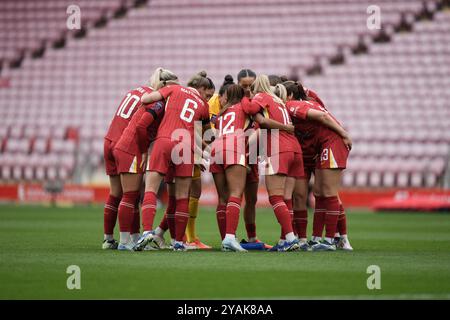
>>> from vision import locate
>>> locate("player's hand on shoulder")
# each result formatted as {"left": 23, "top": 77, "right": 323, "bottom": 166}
{"left": 342, "top": 134, "right": 352, "bottom": 151}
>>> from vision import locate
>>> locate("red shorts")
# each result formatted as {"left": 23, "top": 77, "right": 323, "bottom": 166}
{"left": 113, "top": 148, "right": 146, "bottom": 174}
{"left": 146, "top": 141, "right": 174, "bottom": 184}
{"left": 317, "top": 137, "right": 349, "bottom": 169}
{"left": 210, "top": 150, "right": 247, "bottom": 173}
{"left": 147, "top": 137, "right": 194, "bottom": 177}
{"left": 210, "top": 149, "right": 259, "bottom": 183}
{"left": 104, "top": 138, "right": 118, "bottom": 176}
{"left": 264, "top": 151, "right": 304, "bottom": 178}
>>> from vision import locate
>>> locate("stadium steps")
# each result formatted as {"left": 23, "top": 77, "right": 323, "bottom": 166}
{"left": 303, "top": 4, "right": 450, "bottom": 188}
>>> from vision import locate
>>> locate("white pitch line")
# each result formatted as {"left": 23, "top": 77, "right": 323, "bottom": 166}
{"left": 206, "top": 293, "right": 450, "bottom": 300}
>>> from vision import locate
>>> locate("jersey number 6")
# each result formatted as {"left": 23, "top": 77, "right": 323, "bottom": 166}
{"left": 180, "top": 99, "right": 198, "bottom": 123}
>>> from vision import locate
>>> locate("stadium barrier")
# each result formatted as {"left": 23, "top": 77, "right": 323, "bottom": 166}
{"left": 372, "top": 190, "right": 450, "bottom": 211}
{"left": 0, "top": 184, "right": 449, "bottom": 211}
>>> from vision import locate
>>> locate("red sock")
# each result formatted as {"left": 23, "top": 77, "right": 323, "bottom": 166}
{"left": 337, "top": 203, "right": 347, "bottom": 236}
{"left": 175, "top": 198, "right": 189, "bottom": 242}
{"left": 159, "top": 214, "right": 176, "bottom": 239}
{"left": 225, "top": 196, "right": 241, "bottom": 235}
{"left": 216, "top": 204, "right": 227, "bottom": 240}
{"left": 269, "top": 195, "right": 293, "bottom": 238}
{"left": 118, "top": 191, "right": 140, "bottom": 233}
{"left": 167, "top": 212, "right": 176, "bottom": 239}
{"left": 324, "top": 196, "right": 340, "bottom": 239}
{"left": 142, "top": 191, "right": 157, "bottom": 232}
{"left": 104, "top": 195, "right": 120, "bottom": 235}
{"left": 312, "top": 196, "right": 326, "bottom": 238}
{"left": 280, "top": 198, "right": 293, "bottom": 239}
{"left": 245, "top": 223, "right": 256, "bottom": 239}
{"left": 167, "top": 196, "right": 176, "bottom": 239}
{"left": 159, "top": 196, "right": 176, "bottom": 231}
{"left": 293, "top": 210, "right": 308, "bottom": 239}
{"left": 131, "top": 198, "right": 140, "bottom": 234}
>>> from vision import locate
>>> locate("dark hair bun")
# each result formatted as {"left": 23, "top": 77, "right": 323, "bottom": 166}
{"left": 198, "top": 70, "right": 207, "bottom": 77}
{"left": 223, "top": 74, "right": 234, "bottom": 84}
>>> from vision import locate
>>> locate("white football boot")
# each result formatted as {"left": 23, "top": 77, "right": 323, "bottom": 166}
{"left": 337, "top": 236, "right": 354, "bottom": 251}
{"left": 222, "top": 237, "right": 248, "bottom": 252}
{"left": 311, "top": 239, "right": 337, "bottom": 252}
{"left": 145, "top": 233, "right": 167, "bottom": 250}
{"left": 117, "top": 241, "right": 136, "bottom": 251}
{"left": 102, "top": 239, "right": 118, "bottom": 250}
{"left": 133, "top": 231, "right": 155, "bottom": 251}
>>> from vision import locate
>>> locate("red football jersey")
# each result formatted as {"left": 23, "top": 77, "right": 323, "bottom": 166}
{"left": 305, "top": 88, "right": 326, "bottom": 109}
{"left": 105, "top": 86, "right": 153, "bottom": 143}
{"left": 213, "top": 98, "right": 261, "bottom": 154}
{"left": 156, "top": 85, "right": 210, "bottom": 146}
{"left": 287, "top": 99, "right": 341, "bottom": 156}
{"left": 146, "top": 107, "right": 164, "bottom": 143}
{"left": 115, "top": 100, "right": 165, "bottom": 155}
{"left": 215, "top": 98, "right": 261, "bottom": 138}
{"left": 304, "top": 89, "right": 341, "bottom": 125}
{"left": 252, "top": 92, "right": 301, "bottom": 155}
{"left": 287, "top": 100, "right": 320, "bottom": 156}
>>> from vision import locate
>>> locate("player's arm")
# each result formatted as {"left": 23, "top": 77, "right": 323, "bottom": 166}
{"left": 194, "top": 107, "right": 211, "bottom": 171}
{"left": 196, "top": 113, "right": 212, "bottom": 171}
{"left": 135, "top": 101, "right": 164, "bottom": 144}
{"left": 202, "top": 122, "right": 212, "bottom": 145}
{"left": 136, "top": 101, "right": 164, "bottom": 130}
{"left": 200, "top": 121, "right": 213, "bottom": 148}
{"left": 201, "top": 120, "right": 216, "bottom": 166}
{"left": 254, "top": 113, "right": 294, "bottom": 133}
{"left": 306, "top": 109, "right": 352, "bottom": 150}
{"left": 241, "top": 97, "right": 294, "bottom": 133}
{"left": 141, "top": 91, "right": 163, "bottom": 104}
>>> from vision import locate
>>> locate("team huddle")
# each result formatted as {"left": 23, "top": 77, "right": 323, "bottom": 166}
{"left": 102, "top": 68, "right": 354, "bottom": 252}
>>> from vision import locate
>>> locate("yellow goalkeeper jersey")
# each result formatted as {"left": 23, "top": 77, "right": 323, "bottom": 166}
{"left": 208, "top": 94, "right": 221, "bottom": 128}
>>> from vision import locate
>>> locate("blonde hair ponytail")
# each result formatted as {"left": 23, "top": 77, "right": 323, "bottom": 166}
{"left": 149, "top": 67, "right": 179, "bottom": 89}
{"left": 273, "top": 83, "right": 287, "bottom": 102}
{"left": 253, "top": 74, "right": 285, "bottom": 106}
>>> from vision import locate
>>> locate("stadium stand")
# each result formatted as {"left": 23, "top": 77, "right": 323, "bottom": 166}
{"left": 0, "top": 0, "right": 125, "bottom": 62}
{"left": 303, "top": 6, "right": 450, "bottom": 188}
{"left": 0, "top": 0, "right": 448, "bottom": 189}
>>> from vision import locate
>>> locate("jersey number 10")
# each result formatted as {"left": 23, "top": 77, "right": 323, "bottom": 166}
{"left": 117, "top": 93, "right": 140, "bottom": 119}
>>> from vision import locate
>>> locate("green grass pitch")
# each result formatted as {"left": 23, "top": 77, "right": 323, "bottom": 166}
{"left": 1, "top": 204, "right": 450, "bottom": 299}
